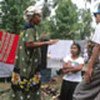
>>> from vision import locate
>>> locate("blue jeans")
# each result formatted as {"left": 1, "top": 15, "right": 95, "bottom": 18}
{"left": 40, "top": 69, "right": 51, "bottom": 83}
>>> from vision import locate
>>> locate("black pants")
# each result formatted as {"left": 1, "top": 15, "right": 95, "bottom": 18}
{"left": 59, "top": 80, "right": 79, "bottom": 100}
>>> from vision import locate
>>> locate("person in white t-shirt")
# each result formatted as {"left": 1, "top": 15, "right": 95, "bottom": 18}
{"left": 59, "top": 43, "right": 84, "bottom": 100}
{"left": 73, "top": 2, "right": 100, "bottom": 100}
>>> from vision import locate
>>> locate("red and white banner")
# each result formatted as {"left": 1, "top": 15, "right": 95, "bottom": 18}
{"left": 0, "top": 30, "right": 19, "bottom": 77}
{"left": 0, "top": 30, "right": 19, "bottom": 64}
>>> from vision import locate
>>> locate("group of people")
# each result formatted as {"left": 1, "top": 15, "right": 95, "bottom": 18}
{"left": 6, "top": 2, "right": 100, "bottom": 100}
{"left": 59, "top": 2, "right": 100, "bottom": 100}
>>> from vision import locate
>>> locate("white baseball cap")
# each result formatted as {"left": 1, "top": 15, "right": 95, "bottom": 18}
{"left": 93, "top": 1, "right": 100, "bottom": 16}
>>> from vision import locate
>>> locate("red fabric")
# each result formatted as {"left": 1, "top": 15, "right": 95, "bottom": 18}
{"left": 0, "top": 32, "right": 7, "bottom": 61}
{"left": 0, "top": 31, "right": 3, "bottom": 54}
{"left": 6, "top": 34, "right": 19, "bottom": 64}
{"left": 0, "top": 31, "right": 19, "bottom": 64}
{"left": 0, "top": 31, "right": 3, "bottom": 40}
{"left": 1, "top": 33, "right": 11, "bottom": 62}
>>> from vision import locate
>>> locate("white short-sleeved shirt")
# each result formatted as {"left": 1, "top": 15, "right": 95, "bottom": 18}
{"left": 63, "top": 55, "right": 84, "bottom": 82}
{"left": 92, "top": 23, "right": 100, "bottom": 44}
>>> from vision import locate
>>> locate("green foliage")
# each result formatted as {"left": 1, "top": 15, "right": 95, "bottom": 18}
{"left": 46, "top": 0, "right": 93, "bottom": 40}
{"left": 50, "top": 0, "right": 79, "bottom": 39}
{"left": 42, "top": 3, "right": 51, "bottom": 18}
{"left": 37, "top": 0, "right": 78, "bottom": 39}
{"left": 0, "top": 0, "right": 35, "bottom": 34}
{"left": 37, "top": 19, "right": 52, "bottom": 34}
{"left": 78, "top": 9, "right": 92, "bottom": 39}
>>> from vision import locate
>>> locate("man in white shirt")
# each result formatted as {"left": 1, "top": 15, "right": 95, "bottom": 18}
{"left": 73, "top": 2, "right": 100, "bottom": 100}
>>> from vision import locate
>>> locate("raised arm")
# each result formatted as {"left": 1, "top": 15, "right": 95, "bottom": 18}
{"left": 25, "top": 39, "right": 58, "bottom": 48}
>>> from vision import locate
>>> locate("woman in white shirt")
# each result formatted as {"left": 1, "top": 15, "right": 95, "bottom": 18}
{"left": 59, "top": 43, "right": 84, "bottom": 100}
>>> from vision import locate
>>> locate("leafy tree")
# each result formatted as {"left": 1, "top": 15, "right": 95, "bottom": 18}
{"left": 50, "top": 0, "right": 79, "bottom": 39}
{"left": 0, "top": 0, "right": 35, "bottom": 34}
{"left": 35, "top": 0, "right": 93, "bottom": 40}
{"left": 50, "top": 0, "right": 93, "bottom": 39}
{"left": 78, "top": 9, "right": 92, "bottom": 39}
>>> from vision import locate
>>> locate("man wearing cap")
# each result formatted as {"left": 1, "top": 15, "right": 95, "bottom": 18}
{"left": 8, "top": 5, "right": 58, "bottom": 100}
{"left": 73, "top": 2, "right": 100, "bottom": 100}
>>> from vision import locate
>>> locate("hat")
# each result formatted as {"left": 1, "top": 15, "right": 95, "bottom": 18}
{"left": 23, "top": 5, "right": 42, "bottom": 22}
{"left": 93, "top": 1, "right": 100, "bottom": 16}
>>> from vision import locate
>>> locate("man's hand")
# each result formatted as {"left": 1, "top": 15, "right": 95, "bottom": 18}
{"left": 48, "top": 39, "right": 59, "bottom": 45}
{"left": 84, "top": 67, "right": 93, "bottom": 83}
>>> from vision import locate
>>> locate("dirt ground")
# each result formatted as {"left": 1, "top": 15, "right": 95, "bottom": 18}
{"left": 0, "top": 83, "right": 10, "bottom": 100}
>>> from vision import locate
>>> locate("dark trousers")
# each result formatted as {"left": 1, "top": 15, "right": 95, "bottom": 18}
{"left": 40, "top": 68, "right": 51, "bottom": 83}
{"left": 59, "top": 80, "right": 79, "bottom": 100}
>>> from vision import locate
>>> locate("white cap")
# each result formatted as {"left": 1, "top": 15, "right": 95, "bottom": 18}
{"left": 23, "top": 5, "right": 42, "bottom": 22}
{"left": 93, "top": 1, "right": 100, "bottom": 15}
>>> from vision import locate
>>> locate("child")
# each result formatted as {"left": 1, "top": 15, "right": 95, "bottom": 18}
{"left": 59, "top": 43, "right": 84, "bottom": 100}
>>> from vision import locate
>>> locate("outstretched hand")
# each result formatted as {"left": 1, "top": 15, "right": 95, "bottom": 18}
{"left": 48, "top": 39, "right": 59, "bottom": 45}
